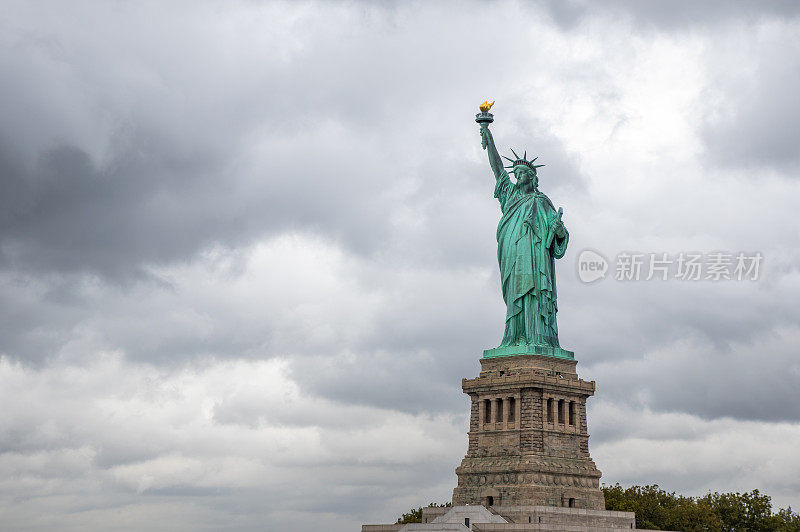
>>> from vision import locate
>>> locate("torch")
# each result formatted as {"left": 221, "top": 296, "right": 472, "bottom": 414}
{"left": 475, "top": 100, "right": 495, "bottom": 125}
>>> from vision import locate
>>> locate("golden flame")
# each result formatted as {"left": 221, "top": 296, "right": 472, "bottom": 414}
{"left": 479, "top": 100, "right": 495, "bottom": 112}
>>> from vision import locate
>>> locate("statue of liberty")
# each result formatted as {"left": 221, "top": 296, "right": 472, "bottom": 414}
{"left": 476, "top": 103, "right": 570, "bottom": 357}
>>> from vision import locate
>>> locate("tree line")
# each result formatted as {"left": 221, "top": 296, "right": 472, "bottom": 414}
{"left": 603, "top": 484, "right": 800, "bottom": 531}
{"left": 395, "top": 486, "right": 800, "bottom": 530}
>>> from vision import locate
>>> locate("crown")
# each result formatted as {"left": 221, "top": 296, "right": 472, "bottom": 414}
{"left": 503, "top": 149, "right": 545, "bottom": 172}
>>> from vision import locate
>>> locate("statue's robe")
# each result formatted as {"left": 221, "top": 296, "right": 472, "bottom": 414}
{"left": 494, "top": 171, "right": 569, "bottom": 347}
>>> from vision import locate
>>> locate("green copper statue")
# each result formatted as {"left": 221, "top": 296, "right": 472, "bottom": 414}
{"left": 476, "top": 103, "right": 572, "bottom": 359}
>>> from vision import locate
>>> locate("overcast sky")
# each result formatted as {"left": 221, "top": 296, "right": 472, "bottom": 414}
{"left": 1, "top": 1, "right": 800, "bottom": 530}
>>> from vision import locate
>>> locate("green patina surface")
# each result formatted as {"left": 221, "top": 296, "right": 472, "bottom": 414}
{"left": 477, "top": 108, "right": 571, "bottom": 360}
{"left": 482, "top": 344, "right": 575, "bottom": 360}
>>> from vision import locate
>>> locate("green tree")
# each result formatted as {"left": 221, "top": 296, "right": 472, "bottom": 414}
{"left": 603, "top": 484, "right": 687, "bottom": 529}
{"left": 664, "top": 498, "right": 721, "bottom": 532}
{"left": 395, "top": 507, "right": 422, "bottom": 524}
{"left": 776, "top": 507, "right": 800, "bottom": 532}
{"left": 603, "top": 484, "right": 800, "bottom": 531}
{"left": 395, "top": 502, "right": 451, "bottom": 524}
{"left": 697, "top": 490, "right": 781, "bottom": 531}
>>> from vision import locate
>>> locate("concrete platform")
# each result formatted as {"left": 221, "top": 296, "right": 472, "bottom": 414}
{"left": 362, "top": 505, "right": 637, "bottom": 531}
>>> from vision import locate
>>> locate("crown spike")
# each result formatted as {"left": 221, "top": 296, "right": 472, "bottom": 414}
{"left": 523, "top": 150, "right": 526, "bottom": 160}
{"left": 502, "top": 156, "right": 515, "bottom": 162}
{"left": 510, "top": 148, "right": 520, "bottom": 159}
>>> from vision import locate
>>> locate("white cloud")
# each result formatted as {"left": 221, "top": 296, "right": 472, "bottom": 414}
{"left": 592, "top": 400, "right": 800, "bottom": 509}
{"left": 0, "top": 351, "right": 465, "bottom": 531}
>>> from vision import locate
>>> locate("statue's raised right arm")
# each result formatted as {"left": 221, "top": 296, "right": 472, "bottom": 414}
{"left": 479, "top": 125, "right": 505, "bottom": 181}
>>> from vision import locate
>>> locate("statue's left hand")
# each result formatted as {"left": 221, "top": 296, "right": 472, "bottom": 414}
{"left": 553, "top": 220, "right": 567, "bottom": 238}
{"left": 553, "top": 208, "right": 567, "bottom": 237}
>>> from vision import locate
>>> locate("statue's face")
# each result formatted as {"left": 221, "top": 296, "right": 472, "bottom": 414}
{"left": 514, "top": 165, "right": 537, "bottom": 187}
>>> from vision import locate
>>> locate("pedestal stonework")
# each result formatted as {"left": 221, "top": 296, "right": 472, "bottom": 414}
{"left": 452, "top": 353, "right": 605, "bottom": 510}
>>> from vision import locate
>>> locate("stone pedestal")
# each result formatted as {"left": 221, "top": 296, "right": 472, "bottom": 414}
{"left": 361, "top": 352, "right": 641, "bottom": 531}
{"left": 452, "top": 353, "right": 605, "bottom": 510}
